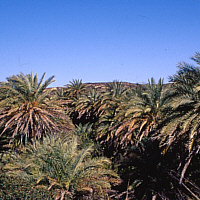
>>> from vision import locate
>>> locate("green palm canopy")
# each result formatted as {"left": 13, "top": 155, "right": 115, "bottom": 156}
{"left": 3, "top": 135, "right": 121, "bottom": 199}
{"left": 0, "top": 72, "right": 73, "bottom": 146}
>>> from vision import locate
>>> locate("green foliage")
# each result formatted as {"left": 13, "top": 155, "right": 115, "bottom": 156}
{"left": 97, "top": 81, "right": 130, "bottom": 144}
{"left": 158, "top": 54, "right": 200, "bottom": 189}
{"left": 162, "top": 53, "right": 200, "bottom": 153}
{"left": 74, "top": 123, "right": 95, "bottom": 148}
{"left": 0, "top": 174, "right": 54, "bottom": 199}
{"left": 115, "top": 78, "right": 173, "bottom": 146}
{"left": 65, "top": 79, "right": 86, "bottom": 99}
{"left": 169, "top": 52, "right": 200, "bottom": 98}
{"left": 106, "top": 80, "right": 128, "bottom": 98}
{"left": 75, "top": 88, "right": 103, "bottom": 121}
{"left": 2, "top": 134, "right": 121, "bottom": 199}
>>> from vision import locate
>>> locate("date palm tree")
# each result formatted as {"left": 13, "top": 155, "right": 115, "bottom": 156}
{"left": 65, "top": 79, "right": 86, "bottom": 99}
{"left": 160, "top": 54, "right": 200, "bottom": 186}
{"left": 0, "top": 72, "right": 73, "bottom": 146}
{"left": 97, "top": 81, "right": 130, "bottom": 142}
{"left": 169, "top": 52, "right": 200, "bottom": 97}
{"left": 96, "top": 81, "right": 131, "bottom": 159}
{"left": 63, "top": 79, "right": 87, "bottom": 125}
{"left": 3, "top": 135, "right": 121, "bottom": 199}
{"left": 106, "top": 80, "right": 128, "bottom": 98}
{"left": 115, "top": 78, "right": 173, "bottom": 146}
{"left": 74, "top": 88, "right": 104, "bottom": 124}
{"left": 73, "top": 123, "right": 95, "bottom": 149}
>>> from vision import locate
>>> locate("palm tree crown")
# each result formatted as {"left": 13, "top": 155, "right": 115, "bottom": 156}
{"left": 115, "top": 78, "right": 173, "bottom": 145}
{"left": 65, "top": 79, "right": 86, "bottom": 99}
{"left": 0, "top": 72, "right": 73, "bottom": 145}
{"left": 169, "top": 52, "right": 200, "bottom": 98}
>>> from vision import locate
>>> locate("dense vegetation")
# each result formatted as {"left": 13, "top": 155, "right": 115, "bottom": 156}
{"left": 0, "top": 53, "right": 200, "bottom": 199}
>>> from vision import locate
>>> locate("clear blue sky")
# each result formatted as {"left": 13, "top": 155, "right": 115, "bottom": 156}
{"left": 1, "top": 0, "right": 200, "bottom": 87}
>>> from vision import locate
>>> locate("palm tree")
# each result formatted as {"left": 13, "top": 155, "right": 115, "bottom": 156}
{"left": 3, "top": 135, "right": 121, "bottom": 199}
{"left": 156, "top": 54, "right": 200, "bottom": 198}
{"left": 96, "top": 80, "right": 199, "bottom": 199}
{"left": 0, "top": 72, "right": 73, "bottom": 146}
{"left": 160, "top": 63, "right": 200, "bottom": 187}
{"left": 97, "top": 81, "right": 130, "bottom": 142}
{"left": 95, "top": 81, "right": 132, "bottom": 160}
{"left": 65, "top": 79, "right": 86, "bottom": 99}
{"left": 169, "top": 52, "right": 200, "bottom": 97}
{"left": 157, "top": 89, "right": 200, "bottom": 199}
{"left": 73, "top": 123, "right": 95, "bottom": 148}
{"left": 106, "top": 80, "right": 128, "bottom": 98}
{"left": 63, "top": 79, "right": 87, "bottom": 125}
{"left": 115, "top": 78, "right": 173, "bottom": 146}
{"left": 74, "top": 88, "right": 104, "bottom": 124}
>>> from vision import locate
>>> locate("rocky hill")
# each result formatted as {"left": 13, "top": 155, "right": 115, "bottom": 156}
{"left": 51, "top": 82, "right": 139, "bottom": 91}
{"left": 84, "top": 82, "right": 139, "bottom": 90}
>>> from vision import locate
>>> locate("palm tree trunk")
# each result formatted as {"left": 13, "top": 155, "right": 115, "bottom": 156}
{"left": 125, "top": 179, "right": 130, "bottom": 200}
{"left": 179, "top": 151, "right": 193, "bottom": 184}
{"left": 60, "top": 189, "right": 66, "bottom": 200}
{"left": 152, "top": 194, "right": 157, "bottom": 200}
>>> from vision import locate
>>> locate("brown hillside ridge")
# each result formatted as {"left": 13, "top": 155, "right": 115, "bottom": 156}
{"left": 84, "top": 82, "right": 139, "bottom": 90}
{"left": 50, "top": 82, "right": 139, "bottom": 91}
